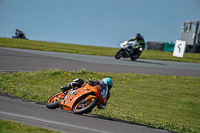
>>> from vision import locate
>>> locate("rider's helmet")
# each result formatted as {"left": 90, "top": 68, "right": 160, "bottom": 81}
{"left": 16, "top": 29, "right": 18, "bottom": 31}
{"left": 101, "top": 77, "right": 113, "bottom": 91}
{"left": 136, "top": 33, "right": 141, "bottom": 38}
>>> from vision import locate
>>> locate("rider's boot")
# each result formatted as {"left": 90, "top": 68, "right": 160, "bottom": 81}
{"left": 61, "top": 83, "right": 72, "bottom": 92}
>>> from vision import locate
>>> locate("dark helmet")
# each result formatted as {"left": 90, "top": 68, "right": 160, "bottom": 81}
{"left": 16, "top": 29, "right": 18, "bottom": 31}
{"left": 136, "top": 33, "right": 141, "bottom": 38}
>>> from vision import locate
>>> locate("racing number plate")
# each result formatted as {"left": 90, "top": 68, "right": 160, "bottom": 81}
{"left": 100, "top": 89, "right": 106, "bottom": 99}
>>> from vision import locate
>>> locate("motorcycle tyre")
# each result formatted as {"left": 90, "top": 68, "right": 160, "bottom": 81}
{"left": 131, "top": 52, "right": 141, "bottom": 61}
{"left": 73, "top": 95, "right": 98, "bottom": 114}
{"left": 115, "top": 49, "right": 124, "bottom": 59}
{"left": 130, "top": 55, "right": 138, "bottom": 61}
{"left": 46, "top": 92, "right": 64, "bottom": 109}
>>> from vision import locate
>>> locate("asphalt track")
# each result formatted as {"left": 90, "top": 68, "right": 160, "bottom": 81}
{"left": 0, "top": 95, "right": 168, "bottom": 133}
{"left": 0, "top": 47, "right": 200, "bottom": 133}
{"left": 0, "top": 47, "right": 200, "bottom": 76}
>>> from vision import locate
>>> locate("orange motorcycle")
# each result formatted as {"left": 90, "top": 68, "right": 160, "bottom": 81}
{"left": 46, "top": 79, "right": 108, "bottom": 114}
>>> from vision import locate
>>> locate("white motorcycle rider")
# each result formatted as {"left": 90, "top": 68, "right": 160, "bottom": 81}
{"left": 115, "top": 40, "right": 144, "bottom": 61}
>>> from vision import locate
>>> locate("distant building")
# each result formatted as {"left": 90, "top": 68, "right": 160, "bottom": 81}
{"left": 146, "top": 42, "right": 164, "bottom": 51}
{"left": 146, "top": 21, "right": 200, "bottom": 53}
{"left": 181, "top": 20, "right": 200, "bottom": 53}
{"left": 146, "top": 41, "right": 175, "bottom": 52}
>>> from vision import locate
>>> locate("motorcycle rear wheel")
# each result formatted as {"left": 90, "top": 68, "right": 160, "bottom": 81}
{"left": 130, "top": 55, "right": 138, "bottom": 61}
{"left": 131, "top": 52, "right": 141, "bottom": 61}
{"left": 46, "top": 92, "right": 64, "bottom": 109}
{"left": 73, "top": 95, "right": 98, "bottom": 114}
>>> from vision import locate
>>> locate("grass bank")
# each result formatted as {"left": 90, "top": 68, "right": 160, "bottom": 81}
{"left": 0, "top": 120, "right": 61, "bottom": 133}
{"left": 0, "top": 69, "right": 199, "bottom": 132}
{"left": 0, "top": 37, "right": 200, "bottom": 63}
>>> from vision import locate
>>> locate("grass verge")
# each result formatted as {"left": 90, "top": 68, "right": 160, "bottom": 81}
{"left": 0, "top": 37, "right": 200, "bottom": 63}
{"left": 0, "top": 69, "right": 199, "bottom": 132}
{"left": 0, "top": 119, "right": 61, "bottom": 133}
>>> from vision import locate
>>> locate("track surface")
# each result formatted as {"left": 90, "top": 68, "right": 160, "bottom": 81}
{"left": 0, "top": 47, "right": 200, "bottom": 133}
{"left": 0, "top": 47, "right": 200, "bottom": 76}
{"left": 0, "top": 95, "right": 168, "bottom": 133}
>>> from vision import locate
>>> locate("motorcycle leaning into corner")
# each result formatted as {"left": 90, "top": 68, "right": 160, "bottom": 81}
{"left": 12, "top": 33, "right": 28, "bottom": 39}
{"left": 115, "top": 40, "right": 144, "bottom": 61}
{"left": 46, "top": 79, "right": 109, "bottom": 114}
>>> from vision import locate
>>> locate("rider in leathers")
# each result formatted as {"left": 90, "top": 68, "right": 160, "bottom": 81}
{"left": 61, "top": 77, "right": 113, "bottom": 109}
{"left": 128, "top": 33, "right": 146, "bottom": 53}
{"left": 15, "top": 29, "right": 24, "bottom": 38}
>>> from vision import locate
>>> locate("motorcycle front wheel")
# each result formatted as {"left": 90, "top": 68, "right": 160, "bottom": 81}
{"left": 73, "top": 95, "right": 98, "bottom": 114}
{"left": 46, "top": 92, "right": 65, "bottom": 109}
{"left": 115, "top": 49, "right": 124, "bottom": 59}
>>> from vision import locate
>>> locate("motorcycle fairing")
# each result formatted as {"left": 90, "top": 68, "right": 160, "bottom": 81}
{"left": 60, "top": 83, "right": 107, "bottom": 111}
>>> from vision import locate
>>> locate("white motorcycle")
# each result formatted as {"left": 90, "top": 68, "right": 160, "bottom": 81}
{"left": 115, "top": 40, "right": 143, "bottom": 61}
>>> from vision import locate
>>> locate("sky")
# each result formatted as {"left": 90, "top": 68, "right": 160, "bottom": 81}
{"left": 0, "top": 0, "right": 200, "bottom": 48}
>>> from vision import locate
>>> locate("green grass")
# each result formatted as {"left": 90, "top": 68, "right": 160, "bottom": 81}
{"left": 0, "top": 37, "right": 199, "bottom": 132}
{"left": 0, "top": 69, "right": 199, "bottom": 133}
{"left": 0, "top": 37, "right": 200, "bottom": 63}
{"left": 0, "top": 120, "right": 61, "bottom": 133}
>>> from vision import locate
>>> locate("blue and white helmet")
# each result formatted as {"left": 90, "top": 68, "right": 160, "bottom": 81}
{"left": 101, "top": 77, "right": 113, "bottom": 90}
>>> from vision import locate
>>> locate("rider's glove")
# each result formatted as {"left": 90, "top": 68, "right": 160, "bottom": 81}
{"left": 89, "top": 80, "right": 99, "bottom": 86}
{"left": 89, "top": 80, "right": 95, "bottom": 85}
